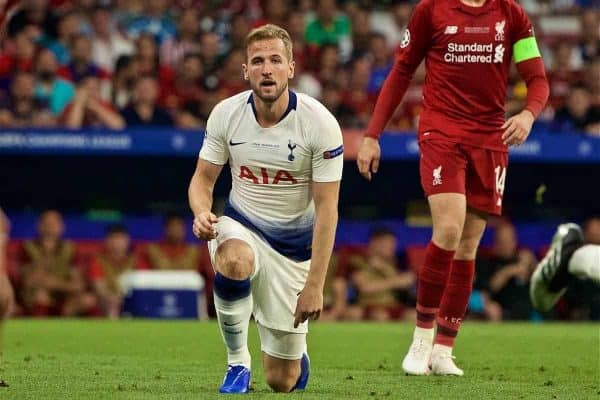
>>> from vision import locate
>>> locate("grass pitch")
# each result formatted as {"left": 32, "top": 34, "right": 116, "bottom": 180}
{"left": 0, "top": 320, "right": 598, "bottom": 399}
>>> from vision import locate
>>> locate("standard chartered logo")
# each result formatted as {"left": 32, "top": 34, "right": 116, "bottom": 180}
{"left": 493, "top": 44, "right": 505, "bottom": 63}
{"left": 445, "top": 42, "right": 505, "bottom": 64}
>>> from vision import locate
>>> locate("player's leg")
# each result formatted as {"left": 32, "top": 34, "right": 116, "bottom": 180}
{"left": 530, "top": 223, "right": 585, "bottom": 312}
{"left": 212, "top": 238, "right": 255, "bottom": 394}
{"left": 403, "top": 140, "right": 468, "bottom": 375}
{"left": 258, "top": 325, "right": 308, "bottom": 393}
{"left": 432, "top": 208, "right": 487, "bottom": 376}
{"left": 403, "top": 192, "right": 466, "bottom": 375}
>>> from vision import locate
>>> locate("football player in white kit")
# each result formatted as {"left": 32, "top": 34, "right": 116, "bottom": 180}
{"left": 188, "top": 24, "right": 343, "bottom": 394}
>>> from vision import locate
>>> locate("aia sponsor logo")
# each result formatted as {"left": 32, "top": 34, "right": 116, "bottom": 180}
{"left": 239, "top": 166, "right": 298, "bottom": 185}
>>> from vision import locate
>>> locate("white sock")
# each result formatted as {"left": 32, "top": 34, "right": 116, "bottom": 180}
{"left": 413, "top": 326, "right": 435, "bottom": 342}
{"left": 214, "top": 294, "right": 253, "bottom": 368}
{"left": 432, "top": 343, "right": 453, "bottom": 356}
{"left": 568, "top": 245, "right": 600, "bottom": 285}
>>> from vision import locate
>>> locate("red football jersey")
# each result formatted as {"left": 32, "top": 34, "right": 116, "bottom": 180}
{"left": 383, "top": 0, "right": 537, "bottom": 151}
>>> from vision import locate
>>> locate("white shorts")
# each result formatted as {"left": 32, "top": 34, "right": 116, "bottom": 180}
{"left": 208, "top": 216, "right": 311, "bottom": 334}
{"left": 258, "top": 323, "right": 306, "bottom": 360}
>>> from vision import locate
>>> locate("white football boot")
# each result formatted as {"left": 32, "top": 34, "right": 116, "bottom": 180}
{"left": 402, "top": 329, "right": 434, "bottom": 375}
{"left": 430, "top": 344, "right": 464, "bottom": 376}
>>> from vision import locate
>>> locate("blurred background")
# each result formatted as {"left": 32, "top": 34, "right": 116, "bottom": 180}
{"left": 1, "top": 0, "right": 599, "bottom": 322}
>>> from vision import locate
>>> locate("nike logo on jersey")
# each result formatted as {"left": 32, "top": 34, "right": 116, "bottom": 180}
{"left": 229, "top": 139, "right": 246, "bottom": 146}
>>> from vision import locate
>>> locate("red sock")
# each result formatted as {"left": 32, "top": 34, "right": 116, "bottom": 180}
{"left": 436, "top": 259, "right": 475, "bottom": 347}
{"left": 416, "top": 242, "right": 455, "bottom": 329}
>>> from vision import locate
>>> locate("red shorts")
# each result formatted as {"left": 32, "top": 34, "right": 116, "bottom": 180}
{"left": 419, "top": 139, "right": 508, "bottom": 215}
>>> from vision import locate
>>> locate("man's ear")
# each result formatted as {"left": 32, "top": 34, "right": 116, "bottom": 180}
{"left": 242, "top": 64, "right": 249, "bottom": 80}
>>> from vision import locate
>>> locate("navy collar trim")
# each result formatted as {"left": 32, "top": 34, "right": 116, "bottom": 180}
{"left": 247, "top": 90, "right": 297, "bottom": 123}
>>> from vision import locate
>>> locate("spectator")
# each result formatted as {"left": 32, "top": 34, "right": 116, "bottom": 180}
{"left": 38, "top": 11, "right": 81, "bottom": 65}
{"left": 226, "top": 13, "right": 251, "bottom": 54}
{"left": 554, "top": 85, "right": 600, "bottom": 135}
{"left": 305, "top": 0, "right": 352, "bottom": 63}
{"left": 17, "top": 210, "right": 96, "bottom": 317}
{"left": 121, "top": 75, "right": 174, "bottom": 127}
{"left": 585, "top": 60, "right": 600, "bottom": 106}
{"left": 198, "top": 31, "right": 221, "bottom": 77}
{"left": 0, "top": 71, "right": 56, "bottom": 127}
{"left": 90, "top": 5, "right": 134, "bottom": 73}
{"left": 145, "top": 215, "right": 200, "bottom": 270}
{"left": 547, "top": 42, "right": 582, "bottom": 110}
{"left": 315, "top": 43, "right": 340, "bottom": 85}
{"left": 477, "top": 222, "right": 535, "bottom": 320}
{"left": 177, "top": 87, "right": 222, "bottom": 129}
{"left": 350, "top": 6, "right": 372, "bottom": 60}
{"left": 290, "top": 58, "right": 322, "bottom": 100}
{"left": 163, "top": 53, "right": 204, "bottom": 111}
{"left": 217, "top": 48, "right": 247, "bottom": 98}
{"left": 254, "top": 0, "right": 288, "bottom": 28}
{"left": 159, "top": 9, "right": 201, "bottom": 67}
{"left": 33, "top": 48, "right": 75, "bottom": 116}
{"left": 367, "top": 32, "right": 393, "bottom": 96}
{"left": 125, "top": 0, "right": 176, "bottom": 45}
{"left": 7, "top": 0, "right": 54, "bottom": 38}
{"left": 370, "top": 1, "right": 411, "bottom": 48}
{"left": 61, "top": 76, "right": 125, "bottom": 130}
{"left": 489, "top": 248, "right": 537, "bottom": 320}
{"left": 134, "top": 33, "right": 175, "bottom": 94}
{"left": 105, "top": 55, "right": 138, "bottom": 109}
{"left": 349, "top": 227, "right": 415, "bottom": 321}
{"left": 0, "top": 30, "right": 36, "bottom": 89}
{"left": 341, "top": 57, "right": 375, "bottom": 128}
{"left": 58, "top": 34, "right": 110, "bottom": 84}
{"left": 88, "top": 224, "right": 145, "bottom": 319}
{"left": 320, "top": 81, "right": 355, "bottom": 127}
{"left": 286, "top": 9, "right": 309, "bottom": 72}
{"left": 578, "top": 10, "right": 600, "bottom": 63}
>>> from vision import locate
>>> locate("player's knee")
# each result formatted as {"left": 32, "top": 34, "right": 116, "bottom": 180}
{"left": 455, "top": 240, "right": 479, "bottom": 260}
{"left": 265, "top": 368, "right": 299, "bottom": 393}
{"left": 433, "top": 222, "right": 462, "bottom": 250}
{"left": 216, "top": 241, "right": 254, "bottom": 280}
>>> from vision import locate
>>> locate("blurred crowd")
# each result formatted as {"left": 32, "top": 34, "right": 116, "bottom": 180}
{"left": 3, "top": 209, "right": 599, "bottom": 321}
{"left": 0, "top": 0, "right": 599, "bottom": 134}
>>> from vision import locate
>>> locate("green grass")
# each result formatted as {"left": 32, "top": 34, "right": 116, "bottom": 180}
{"left": 0, "top": 320, "right": 598, "bottom": 399}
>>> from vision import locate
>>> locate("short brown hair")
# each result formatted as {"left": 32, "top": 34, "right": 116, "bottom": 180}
{"left": 244, "top": 24, "right": 293, "bottom": 61}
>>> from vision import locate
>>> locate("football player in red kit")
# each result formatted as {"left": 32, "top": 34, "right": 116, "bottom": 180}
{"left": 357, "top": 0, "right": 549, "bottom": 376}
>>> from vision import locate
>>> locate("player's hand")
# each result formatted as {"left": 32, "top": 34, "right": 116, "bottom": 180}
{"left": 502, "top": 110, "right": 535, "bottom": 147}
{"left": 357, "top": 137, "right": 381, "bottom": 181}
{"left": 192, "top": 211, "right": 218, "bottom": 241}
{"left": 294, "top": 283, "right": 323, "bottom": 328}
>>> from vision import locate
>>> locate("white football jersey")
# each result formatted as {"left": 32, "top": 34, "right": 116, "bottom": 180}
{"left": 199, "top": 90, "right": 343, "bottom": 261}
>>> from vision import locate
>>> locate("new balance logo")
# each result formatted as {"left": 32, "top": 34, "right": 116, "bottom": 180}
{"left": 444, "top": 26, "right": 458, "bottom": 34}
{"left": 433, "top": 165, "right": 442, "bottom": 186}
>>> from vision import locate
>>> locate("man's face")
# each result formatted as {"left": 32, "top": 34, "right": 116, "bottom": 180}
{"left": 71, "top": 36, "right": 91, "bottom": 63}
{"left": 243, "top": 38, "right": 294, "bottom": 103}
{"left": 165, "top": 219, "right": 186, "bottom": 243}
{"left": 135, "top": 78, "right": 158, "bottom": 104}
{"left": 37, "top": 211, "right": 64, "bottom": 239}
{"left": 106, "top": 232, "right": 130, "bottom": 257}
{"left": 12, "top": 73, "right": 35, "bottom": 98}
{"left": 369, "top": 234, "right": 397, "bottom": 260}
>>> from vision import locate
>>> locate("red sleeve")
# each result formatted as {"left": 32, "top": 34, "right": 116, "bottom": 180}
{"left": 365, "top": 0, "right": 433, "bottom": 139}
{"left": 510, "top": 2, "right": 534, "bottom": 44}
{"left": 516, "top": 57, "right": 549, "bottom": 118}
{"left": 88, "top": 258, "right": 104, "bottom": 281}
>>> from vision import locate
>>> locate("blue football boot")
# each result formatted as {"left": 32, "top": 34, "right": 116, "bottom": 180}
{"left": 219, "top": 365, "right": 251, "bottom": 394}
{"left": 292, "top": 353, "right": 310, "bottom": 391}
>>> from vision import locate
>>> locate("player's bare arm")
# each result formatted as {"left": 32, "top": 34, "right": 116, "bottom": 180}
{"left": 188, "top": 158, "right": 223, "bottom": 240}
{"left": 294, "top": 180, "right": 340, "bottom": 328}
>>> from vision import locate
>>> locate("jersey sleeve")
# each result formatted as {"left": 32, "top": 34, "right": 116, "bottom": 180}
{"left": 395, "top": 0, "right": 433, "bottom": 71}
{"left": 310, "top": 107, "right": 344, "bottom": 183}
{"left": 510, "top": 3, "right": 541, "bottom": 64}
{"left": 199, "top": 102, "right": 229, "bottom": 165}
